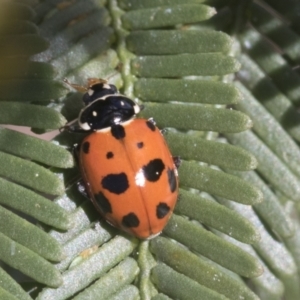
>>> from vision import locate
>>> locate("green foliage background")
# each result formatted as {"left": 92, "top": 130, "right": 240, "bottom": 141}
{"left": 0, "top": 0, "right": 300, "bottom": 299}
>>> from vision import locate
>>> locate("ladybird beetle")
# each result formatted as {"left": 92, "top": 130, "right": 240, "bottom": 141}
{"left": 65, "top": 78, "right": 179, "bottom": 239}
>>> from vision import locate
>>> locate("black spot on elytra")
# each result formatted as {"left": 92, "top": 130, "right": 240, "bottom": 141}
{"left": 146, "top": 120, "right": 156, "bottom": 132}
{"left": 167, "top": 168, "right": 177, "bottom": 193}
{"left": 156, "top": 202, "right": 170, "bottom": 219}
{"left": 137, "top": 142, "right": 144, "bottom": 149}
{"left": 111, "top": 124, "right": 125, "bottom": 139}
{"left": 94, "top": 192, "right": 112, "bottom": 214}
{"left": 106, "top": 151, "right": 114, "bottom": 159}
{"left": 101, "top": 173, "right": 129, "bottom": 194}
{"left": 82, "top": 141, "right": 90, "bottom": 154}
{"left": 143, "top": 159, "right": 165, "bottom": 182}
{"left": 122, "top": 212, "right": 140, "bottom": 228}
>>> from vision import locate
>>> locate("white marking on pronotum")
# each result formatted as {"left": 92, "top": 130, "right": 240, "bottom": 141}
{"left": 114, "top": 116, "right": 121, "bottom": 124}
{"left": 95, "top": 119, "right": 134, "bottom": 133}
{"left": 92, "top": 111, "right": 97, "bottom": 117}
{"left": 80, "top": 122, "right": 91, "bottom": 130}
{"left": 134, "top": 104, "right": 140, "bottom": 114}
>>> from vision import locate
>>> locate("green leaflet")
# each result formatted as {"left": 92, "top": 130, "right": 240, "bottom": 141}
{"left": 0, "top": 206, "right": 63, "bottom": 262}
{"left": 0, "top": 2, "right": 35, "bottom": 20}
{"left": 0, "top": 58, "right": 54, "bottom": 79}
{"left": 150, "top": 237, "right": 259, "bottom": 300}
{"left": 108, "top": 285, "right": 140, "bottom": 300}
{"left": 227, "top": 170, "right": 294, "bottom": 239}
{"left": 0, "top": 34, "right": 49, "bottom": 56}
{"left": 0, "top": 178, "right": 70, "bottom": 230}
{"left": 250, "top": 2, "right": 300, "bottom": 63}
{"left": 141, "top": 102, "right": 252, "bottom": 133}
{"left": 0, "top": 102, "right": 67, "bottom": 128}
{"left": 0, "top": 232, "right": 62, "bottom": 287}
{"left": 122, "top": 4, "right": 216, "bottom": 30}
{"left": 179, "top": 160, "right": 263, "bottom": 205}
{"left": 0, "top": 267, "right": 32, "bottom": 300}
{"left": 56, "top": 219, "right": 114, "bottom": 272}
{"left": 212, "top": 231, "right": 284, "bottom": 300}
{"left": 126, "top": 30, "right": 232, "bottom": 55}
{"left": 237, "top": 53, "right": 300, "bottom": 142}
{"left": 234, "top": 82, "right": 300, "bottom": 178}
{"left": 0, "top": 128, "right": 74, "bottom": 168}
{"left": 37, "top": 236, "right": 138, "bottom": 300}
{"left": 135, "top": 78, "right": 240, "bottom": 104}
{"left": 51, "top": 26, "right": 115, "bottom": 78}
{"left": 164, "top": 214, "right": 263, "bottom": 277}
{"left": 165, "top": 131, "right": 257, "bottom": 170}
{"left": 152, "top": 264, "right": 229, "bottom": 300}
{"left": 131, "top": 53, "right": 240, "bottom": 77}
{"left": 0, "top": 79, "right": 66, "bottom": 101}
{"left": 72, "top": 258, "right": 139, "bottom": 300}
{"left": 0, "top": 151, "right": 64, "bottom": 195}
{"left": 226, "top": 130, "right": 300, "bottom": 202}
{"left": 175, "top": 189, "right": 260, "bottom": 244}
{"left": 239, "top": 27, "right": 300, "bottom": 104}
{"left": 218, "top": 198, "right": 300, "bottom": 299}
{"left": 0, "top": 287, "right": 19, "bottom": 300}
{"left": 118, "top": 0, "right": 206, "bottom": 10}
{"left": 152, "top": 293, "right": 173, "bottom": 300}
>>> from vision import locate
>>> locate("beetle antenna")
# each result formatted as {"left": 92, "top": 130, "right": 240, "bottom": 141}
{"left": 63, "top": 78, "right": 87, "bottom": 93}
{"left": 86, "top": 78, "right": 108, "bottom": 87}
{"left": 106, "top": 72, "right": 118, "bottom": 81}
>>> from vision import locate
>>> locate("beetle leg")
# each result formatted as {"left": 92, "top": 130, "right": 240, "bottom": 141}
{"left": 172, "top": 156, "right": 181, "bottom": 169}
{"left": 60, "top": 123, "right": 90, "bottom": 133}
{"left": 160, "top": 128, "right": 168, "bottom": 135}
{"left": 77, "top": 179, "right": 89, "bottom": 199}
